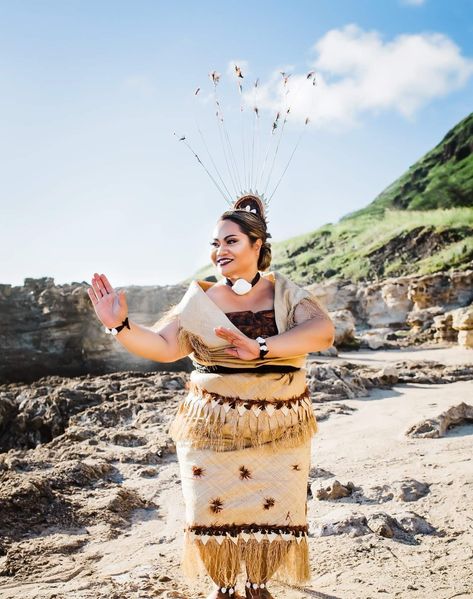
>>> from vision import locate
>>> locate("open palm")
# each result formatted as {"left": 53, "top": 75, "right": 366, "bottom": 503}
{"left": 87, "top": 273, "right": 128, "bottom": 329}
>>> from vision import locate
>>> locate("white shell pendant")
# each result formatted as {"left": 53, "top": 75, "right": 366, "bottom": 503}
{"left": 231, "top": 278, "right": 253, "bottom": 295}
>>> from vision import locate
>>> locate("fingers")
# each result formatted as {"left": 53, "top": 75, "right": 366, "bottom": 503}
{"left": 91, "top": 273, "right": 103, "bottom": 297}
{"left": 91, "top": 272, "right": 113, "bottom": 299}
{"left": 214, "top": 326, "right": 241, "bottom": 337}
{"left": 93, "top": 272, "right": 108, "bottom": 295}
{"left": 88, "top": 277, "right": 101, "bottom": 302}
{"left": 87, "top": 288, "right": 98, "bottom": 305}
{"left": 88, "top": 273, "right": 120, "bottom": 310}
{"left": 100, "top": 273, "right": 114, "bottom": 294}
{"left": 214, "top": 326, "right": 245, "bottom": 345}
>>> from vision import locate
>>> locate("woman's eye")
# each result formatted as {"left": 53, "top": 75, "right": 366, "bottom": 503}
{"left": 210, "top": 239, "right": 236, "bottom": 247}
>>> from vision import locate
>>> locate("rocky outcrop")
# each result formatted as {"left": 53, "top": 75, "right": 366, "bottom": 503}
{"left": 0, "top": 371, "right": 187, "bottom": 453}
{"left": 308, "top": 509, "right": 437, "bottom": 542}
{"left": 406, "top": 402, "right": 473, "bottom": 438}
{"left": 314, "top": 269, "right": 473, "bottom": 351}
{"left": 1, "top": 269, "right": 472, "bottom": 383}
{"left": 330, "top": 309, "right": 356, "bottom": 347}
{"left": 0, "top": 277, "right": 189, "bottom": 384}
{"left": 353, "top": 270, "right": 473, "bottom": 329}
{"left": 451, "top": 305, "right": 473, "bottom": 348}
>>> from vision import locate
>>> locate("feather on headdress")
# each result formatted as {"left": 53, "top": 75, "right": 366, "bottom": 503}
{"left": 174, "top": 65, "right": 318, "bottom": 223}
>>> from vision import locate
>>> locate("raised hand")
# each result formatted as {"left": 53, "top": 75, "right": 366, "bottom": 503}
{"left": 87, "top": 273, "right": 128, "bottom": 329}
{"left": 214, "top": 326, "right": 260, "bottom": 361}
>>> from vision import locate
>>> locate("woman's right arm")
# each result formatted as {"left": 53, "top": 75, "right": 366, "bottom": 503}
{"left": 87, "top": 273, "right": 191, "bottom": 363}
{"left": 114, "top": 316, "right": 191, "bottom": 363}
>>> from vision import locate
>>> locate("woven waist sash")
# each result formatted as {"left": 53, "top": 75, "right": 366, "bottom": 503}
{"left": 192, "top": 361, "right": 301, "bottom": 374}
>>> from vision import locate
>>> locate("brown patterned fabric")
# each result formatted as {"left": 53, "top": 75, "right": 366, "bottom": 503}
{"left": 223, "top": 309, "right": 279, "bottom": 338}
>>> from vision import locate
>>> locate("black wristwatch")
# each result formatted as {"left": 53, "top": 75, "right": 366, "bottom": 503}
{"left": 104, "top": 316, "right": 130, "bottom": 336}
{"left": 255, "top": 336, "right": 269, "bottom": 359}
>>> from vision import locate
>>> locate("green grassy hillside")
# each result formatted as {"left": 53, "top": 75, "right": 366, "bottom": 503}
{"left": 189, "top": 113, "right": 473, "bottom": 286}
{"left": 343, "top": 112, "right": 473, "bottom": 218}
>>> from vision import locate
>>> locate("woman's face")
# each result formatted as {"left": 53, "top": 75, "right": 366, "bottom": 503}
{"left": 210, "top": 219, "right": 262, "bottom": 277}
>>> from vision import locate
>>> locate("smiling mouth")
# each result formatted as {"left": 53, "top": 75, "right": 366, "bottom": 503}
{"left": 217, "top": 259, "right": 233, "bottom": 266}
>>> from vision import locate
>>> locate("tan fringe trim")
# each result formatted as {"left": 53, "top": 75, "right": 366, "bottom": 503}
{"left": 287, "top": 295, "right": 332, "bottom": 330}
{"left": 168, "top": 386, "right": 318, "bottom": 452}
{"left": 181, "top": 530, "right": 310, "bottom": 585}
{"left": 177, "top": 326, "right": 214, "bottom": 364}
{"left": 151, "top": 306, "right": 215, "bottom": 364}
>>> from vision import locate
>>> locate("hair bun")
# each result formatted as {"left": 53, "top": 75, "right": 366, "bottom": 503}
{"left": 233, "top": 195, "right": 265, "bottom": 221}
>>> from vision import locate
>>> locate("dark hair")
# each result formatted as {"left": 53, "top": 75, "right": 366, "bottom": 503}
{"left": 218, "top": 207, "right": 272, "bottom": 271}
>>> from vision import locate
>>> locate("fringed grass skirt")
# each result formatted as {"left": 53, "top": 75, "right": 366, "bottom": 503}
{"left": 170, "top": 369, "right": 316, "bottom": 586}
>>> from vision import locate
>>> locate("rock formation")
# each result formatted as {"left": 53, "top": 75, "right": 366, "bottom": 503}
{"left": 0, "top": 277, "right": 189, "bottom": 384}
{"left": 1, "top": 269, "right": 472, "bottom": 384}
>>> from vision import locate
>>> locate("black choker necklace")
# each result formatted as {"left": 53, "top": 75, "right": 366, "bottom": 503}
{"left": 225, "top": 272, "right": 261, "bottom": 295}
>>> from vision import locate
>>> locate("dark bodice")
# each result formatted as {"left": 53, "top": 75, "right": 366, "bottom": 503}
{"left": 224, "top": 309, "right": 279, "bottom": 339}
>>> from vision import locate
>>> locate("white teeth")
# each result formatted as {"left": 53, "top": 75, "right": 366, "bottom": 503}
{"left": 218, "top": 259, "right": 232, "bottom": 265}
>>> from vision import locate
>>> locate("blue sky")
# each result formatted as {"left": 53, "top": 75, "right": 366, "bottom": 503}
{"left": 1, "top": 0, "right": 472, "bottom": 287}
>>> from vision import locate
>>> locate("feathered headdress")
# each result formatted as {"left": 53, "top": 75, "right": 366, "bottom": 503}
{"left": 175, "top": 65, "right": 318, "bottom": 223}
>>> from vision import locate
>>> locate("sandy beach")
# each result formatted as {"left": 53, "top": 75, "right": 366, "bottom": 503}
{"left": 0, "top": 344, "right": 472, "bottom": 599}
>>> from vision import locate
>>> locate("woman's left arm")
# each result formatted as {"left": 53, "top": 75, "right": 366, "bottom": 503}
{"left": 263, "top": 301, "right": 335, "bottom": 357}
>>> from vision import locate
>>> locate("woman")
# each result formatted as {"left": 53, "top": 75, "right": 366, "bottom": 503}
{"left": 88, "top": 198, "right": 335, "bottom": 599}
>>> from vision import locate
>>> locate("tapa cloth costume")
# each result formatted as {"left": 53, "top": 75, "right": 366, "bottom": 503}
{"left": 159, "top": 269, "right": 331, "bottom": 586}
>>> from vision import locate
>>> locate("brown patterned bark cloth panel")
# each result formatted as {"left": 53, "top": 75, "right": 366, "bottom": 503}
{"left": 223, "top": 308, "right": 280, "bottom": 338}
{"left": 171, "top": 308, "right": 316, "bottom": 586}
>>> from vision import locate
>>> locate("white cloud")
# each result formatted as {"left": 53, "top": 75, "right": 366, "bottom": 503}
{"left": 252, "top": 24, "right": 473, "bottom": 131}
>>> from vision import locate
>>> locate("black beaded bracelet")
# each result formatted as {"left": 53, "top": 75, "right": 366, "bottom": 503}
{"left": 104, "top": 316, "right": 130, "bottom": 336}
